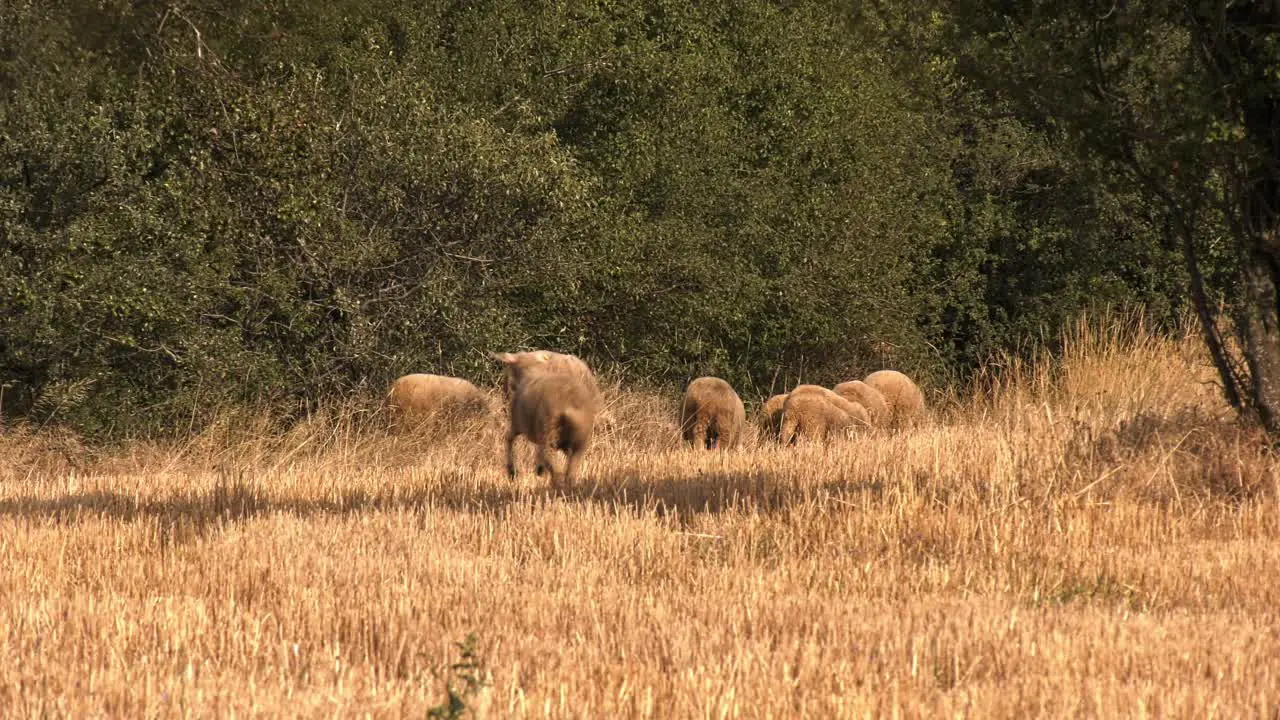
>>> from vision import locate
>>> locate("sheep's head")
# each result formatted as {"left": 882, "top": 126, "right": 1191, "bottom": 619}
{"left": 492, "top": 351, "right": 552, "bottom": 397}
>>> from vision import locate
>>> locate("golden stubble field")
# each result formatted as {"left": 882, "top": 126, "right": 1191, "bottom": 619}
{"left": 2, "top": 319, "right": 1278, "bottom": 718}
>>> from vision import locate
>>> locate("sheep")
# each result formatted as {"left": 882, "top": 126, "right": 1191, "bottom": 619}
{"left": 385, "top": 374, "right": 491, "bottom": 430}
{"left": 776, "top": 384, "right": 871, "bottom": 445}
{"left": 789, "top": 384, "right": 870, "bottom": 424}
{"left": 680, "top": 377, "right": 747, "bottom": 450}
{"left": 832, "top": 380, "right": 890, "bottom": 425}
{"left": 759, "top": 393, "right": 790, "bottom": 442}
{"left": 494, "top": 352, "right": 601, "bottom": 484}
{"left": 496, "top": 350, "right": 598, "bottom": 398}
{"left": 779, "top": 391, "right": 869, "bottom": 445}
{"left": 864, "top": 370, "right": 925, "bottom": 426}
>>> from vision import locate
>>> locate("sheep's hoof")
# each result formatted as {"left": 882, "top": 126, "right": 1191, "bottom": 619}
{"left": 506, "top": 464, "right": 516, "bottom": 479}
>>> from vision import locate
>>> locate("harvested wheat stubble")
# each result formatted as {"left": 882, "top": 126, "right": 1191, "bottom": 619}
{"left": 0, "top": 316, "right": 1277, "bottom": 718}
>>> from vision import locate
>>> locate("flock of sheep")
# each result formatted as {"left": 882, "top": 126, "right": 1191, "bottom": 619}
{"left": 386, "top": 350, "right": 926, "bottom": 483}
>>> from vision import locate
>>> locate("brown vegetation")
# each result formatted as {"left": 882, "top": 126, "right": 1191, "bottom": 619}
{"left": 0, "top": 317, "right": 1276, "bottom": 717}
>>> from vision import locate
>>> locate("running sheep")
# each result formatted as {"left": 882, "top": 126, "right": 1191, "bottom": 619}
{"left": 494, "top": 351, "right": 602, "bottom": 484}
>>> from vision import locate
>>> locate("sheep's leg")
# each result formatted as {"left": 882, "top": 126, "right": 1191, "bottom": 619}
{"left": 692, "top": 418, "right": 709, "bottom": 450}
{"left": 707, "top": 416, "right": 726, "bottom": 451}
{"left": 679, "top": 407, "right": 696, "bottom": 446}
{"left": 563, "top": 449, "right": 581, "bottom": 485}
{"left": 534, "top": 442, "right": 552, "bottom": 477}
{"left": 505, "top": 430, "right": 518, "bottom": 479}
{"left": 780, "top": 416, "right": 798, "bottom": 447}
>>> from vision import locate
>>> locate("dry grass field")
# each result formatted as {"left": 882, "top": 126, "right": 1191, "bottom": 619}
{"left": 2, "top": 317, "right": 1278, "bottom": 718}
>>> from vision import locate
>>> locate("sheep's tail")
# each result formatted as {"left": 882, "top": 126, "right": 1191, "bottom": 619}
{"left": 681, "top": 410, "right": 710, "bottom": 449}
{"left": 557, "top": 407, "right": 592, "bottom": 455}
{"left": 703, "top": 414, "right": 723, "bottom": 450}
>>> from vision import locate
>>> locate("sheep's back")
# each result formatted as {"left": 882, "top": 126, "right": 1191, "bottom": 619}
{"left": 864, "top": 370, "right": 924, "bottom": 425}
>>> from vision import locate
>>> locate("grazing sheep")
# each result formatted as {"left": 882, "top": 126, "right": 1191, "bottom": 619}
{"left": 864, "top": 370, "right": 925, "bottom": 426}
{"left": 385, "top": 374, "right": 491, "bottom": 429}
{"left": 496, "top": 350, "right": 598, "bottom": 399}
{"left": 759, "top": 393, "right": 790, "bottom": 442}
{"left": 494, "top": 352, "right": 601, "bottom": 484}
{"left": 779, "top": 391, "right": 867, "bottom": 445}
{"left": 833, "top": 380, "right": 890, "bottom": 425}
{"left": 680, "top": 377, "right": 747, "bottom": 450}
{"left": 789, "top": 384, "right": 871, "bottom": 425}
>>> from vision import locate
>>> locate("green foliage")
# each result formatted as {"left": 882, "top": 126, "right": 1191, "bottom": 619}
{"left": 0, "top": 0, "right": 1192, "bottom": 435}
{"left": 860, "top": 1, "right": 1189, "bottom": 369}
{"left": 936, "top": 0, "right": 1280, "bottom": 429}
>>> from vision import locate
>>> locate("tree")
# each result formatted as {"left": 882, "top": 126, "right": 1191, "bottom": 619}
{"left": 945, "top": 0, "right": 1280, "bottom": 433}
{"left": 0, "top": 0, "right": 1202, "bottom": 436}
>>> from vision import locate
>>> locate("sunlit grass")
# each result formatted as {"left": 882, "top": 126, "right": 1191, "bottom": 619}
{"left": 1, "top": 315, "right": 1277, "bottom": 717}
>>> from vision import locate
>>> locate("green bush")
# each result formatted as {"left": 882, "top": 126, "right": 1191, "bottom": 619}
{"left": 0, "top": 0, "right": 1189, "bottom": 436}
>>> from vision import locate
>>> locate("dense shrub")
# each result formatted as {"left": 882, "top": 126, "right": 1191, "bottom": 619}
{"left": 0, "top": 0, "right": 1186, "bottom": 435}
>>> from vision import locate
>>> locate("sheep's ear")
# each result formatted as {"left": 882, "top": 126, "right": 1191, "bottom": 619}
{"left": 491, "top": 352, "right": 517, "bottom": 365}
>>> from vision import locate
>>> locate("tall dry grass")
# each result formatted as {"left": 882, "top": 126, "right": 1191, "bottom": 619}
{"left": 1, "top": 315, "right": 1278, "bottom": 717}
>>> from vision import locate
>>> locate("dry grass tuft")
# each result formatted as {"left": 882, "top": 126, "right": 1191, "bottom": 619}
{"left": 1, "top": 315, "right": 1278, "bottom": 717}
